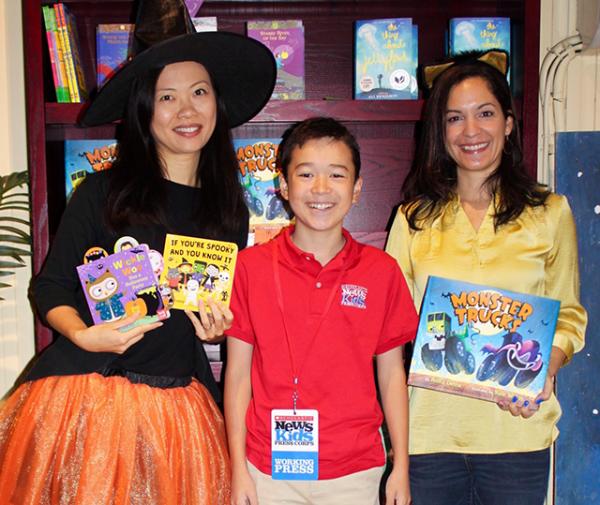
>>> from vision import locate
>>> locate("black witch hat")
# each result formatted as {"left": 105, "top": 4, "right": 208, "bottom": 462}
{"left": 81, "top": 0, "right": 276, "bottom": 128}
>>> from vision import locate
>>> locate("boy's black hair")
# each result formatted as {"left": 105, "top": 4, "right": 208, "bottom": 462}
{"left": 277, "top": 117, "right": 361, "bottom": 179}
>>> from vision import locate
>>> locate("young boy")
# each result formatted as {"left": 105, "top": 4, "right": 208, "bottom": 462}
{"left": 225, "top": 117, "right": 417, "bottom": 505}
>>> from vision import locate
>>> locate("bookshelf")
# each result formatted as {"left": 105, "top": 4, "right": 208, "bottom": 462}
{"left": 22, "top": 0, "right": 541, "bottom": 350}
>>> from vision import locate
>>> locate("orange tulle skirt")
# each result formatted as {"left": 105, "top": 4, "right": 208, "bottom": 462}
{"left": 0, "top": 373, "right": 231, "bottom": 504}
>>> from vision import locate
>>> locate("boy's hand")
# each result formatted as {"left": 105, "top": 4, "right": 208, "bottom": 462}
{"left": 385, "top": 466, "right": 411, "bottom": 505}
{"left": 71, "top": 313, "right": 163, "bottom": 353}
{"left": 231, "top": 467, "right": 258, "bottom": 505}
{"left": 185, "top": 298, "right": 233, "bottom": 343}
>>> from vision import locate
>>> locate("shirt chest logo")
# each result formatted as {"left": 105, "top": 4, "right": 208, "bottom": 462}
{"left": 340, "top": 284, "right": 368, "bottom": 309}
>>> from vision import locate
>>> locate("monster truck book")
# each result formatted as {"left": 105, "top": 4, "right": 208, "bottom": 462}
{"left": 408, "top": 276, "right": 560, "bottom": 404}
{"left": 65, "top": 139, "right": 117, "bottom": 200}
{"left": 76, "top": 246, "right": 169, "bottom": 328}
{"left": 159, "top": 234, "right": 238, "bottom": 311}
{"left": 233, "top": 138, "right": 292, "bottom": 244}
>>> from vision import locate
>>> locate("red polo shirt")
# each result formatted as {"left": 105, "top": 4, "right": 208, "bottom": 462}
{"left": 228, "top": 227, "right": 417, "bottom": 479}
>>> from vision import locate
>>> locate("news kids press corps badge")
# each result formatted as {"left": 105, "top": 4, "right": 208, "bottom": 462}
{"left": 271, "top": 410, "right": 319, "bottom": 480}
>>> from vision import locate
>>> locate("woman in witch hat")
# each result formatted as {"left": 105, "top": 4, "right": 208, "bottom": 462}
{"left": 0, "top": 1, "right": 275, "bottom": 503}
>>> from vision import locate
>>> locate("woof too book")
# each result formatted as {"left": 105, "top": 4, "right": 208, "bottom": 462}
{"left": 77, "top": 246, "right": 169, "bottom": 328}
{"left": 159, "top": 234, "right": 238, "bottom": 311}
{"left": 408, "top": 276, "right": 560, "bottom": 404}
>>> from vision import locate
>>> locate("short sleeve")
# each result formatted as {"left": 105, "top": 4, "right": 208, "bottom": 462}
{"left": 32, "top": 174, "right": 106, "bottom": 321}
{"left": 227, "top": 253, "right": 256, "bottom": 345}
{"left": 375, "top": 260, "right": 418, "bottom": 355}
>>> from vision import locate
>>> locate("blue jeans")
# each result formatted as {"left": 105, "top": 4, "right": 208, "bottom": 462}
{"left": 410, "top": 449, "right": 550, "bottom": 505}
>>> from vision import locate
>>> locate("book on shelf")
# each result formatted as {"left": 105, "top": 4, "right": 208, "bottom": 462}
{"left": 408, "top": 276, "right": 560, "bottom": 404}
{"left": 76, "top": 246, "right": 170, "bottom": 328}
{"left": 41, "top": 5, "right": 70, "bottom": 102}
{"left": 247, "top": 20, "right": 305, "bottom": 100}
{"left": 54, "top": 3, "right": 89, "bottom": 102}
{"left": 159, "top": 234, "right": 238, "bottom": 311}
{"left": 192, "top": 16, "right": 217, "bottom": 32}
{"left": 233, "top": 138, "right": 292, "bottom": 245}
{"left": 354, "top": 18, "right": 418, "bottom": 100}
{"left": 449, "top": 17, "right": 511, "bottom": 82}
{"left": 96, "top": 24, "right": 135, "bottom": 88}
{"left": 65, "top": 139, "right": 117, "bottom": 200}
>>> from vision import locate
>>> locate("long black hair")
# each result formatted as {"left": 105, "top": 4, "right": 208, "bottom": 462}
{"left": 402, "top": 55, "right": 548, "bottom": 231}
{"left": 105, "top": 64, "right": 247, "bottom": 238}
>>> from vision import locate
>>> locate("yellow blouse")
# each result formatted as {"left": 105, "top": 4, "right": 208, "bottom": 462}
{"left": 386, "top": 193, "right": 587, "bottom": 455}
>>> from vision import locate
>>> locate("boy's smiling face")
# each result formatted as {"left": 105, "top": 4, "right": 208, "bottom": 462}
{"left": 279, "top": 137, "right": 362, "bottom": 240}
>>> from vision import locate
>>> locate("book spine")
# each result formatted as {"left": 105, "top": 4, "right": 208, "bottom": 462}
{"left": 63, "top": 4, "right": 88, "bottom": 100}
{"left": 49, "top": 7, "right": 70, "bottom": 103}
{"left": 54, "top": 3, "right": 79, "bottom": 102}
{"left": 42, "top": 6, "right": 70, "bottom": 102}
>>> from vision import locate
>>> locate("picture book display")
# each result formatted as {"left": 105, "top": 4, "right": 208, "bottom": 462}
{"left": 247, "top": 20, "right": 305, "bottom": 100}
{"left": 96, "top": 24, "right": 134, "bottom": 88}
{"left": 449, "top": 17, "right": 511, "bottom": 82}
{"left": 233, "top": 138, "right": 292, "bottom": 244}
{"left": 408, "top": 276, "right": 560, "bottom": 404}
{"left": 64, "top": 139, "right": 117, "bottom": 199}
{"left": 354, "top": 18, "right": 418, "bottom": 100}
{"left": 159, "top": 234, "right": 238, "bottom": 311}
{"left": 77, "top": 246, "right": 169, "bottom": 328}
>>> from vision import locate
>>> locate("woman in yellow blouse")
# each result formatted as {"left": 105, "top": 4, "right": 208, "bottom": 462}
{"left": 386, "top": 50, "right": 587, "bottom": 505}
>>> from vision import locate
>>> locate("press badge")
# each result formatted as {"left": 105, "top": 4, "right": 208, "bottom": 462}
{"left": 271, "top": 409, "right": 319, "bottom": 480}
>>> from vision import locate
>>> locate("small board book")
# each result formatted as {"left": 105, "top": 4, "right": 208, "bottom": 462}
{"left": 354, "top": 18, "right": 417, "bottom": 100}
{"left": 247, "top": 20, "right": 305, "bottom": 100}
{"left": 96, "top": 24, "right": 134, "bottom": 88}
{"left": 65, "top": 139, "right": 117, "bottom": 200}
{"left": 192, "top": 16, "right": 217, "bottom": 32}
{"left": 408, "top": 276, "right": 560, "bottom": 404}
{"left": 77, "top": 246, "right": 169, "bottom": 327}
{"left": 159, "top": 234, "right": 238, "bottom": 311}
{"left": 449, "top": 17, "right": 511, "bottom": 82}
{"left": 233, "top": 138, "right": 292, "bottom": 243}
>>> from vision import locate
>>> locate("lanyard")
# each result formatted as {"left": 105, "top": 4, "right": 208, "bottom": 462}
{"left": 272, "top": 244, "right": 346, "bottom": 413}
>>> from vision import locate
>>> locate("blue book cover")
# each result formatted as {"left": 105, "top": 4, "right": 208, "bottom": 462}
{"left": 65, "top": 139, "right": 117, "bottom": 200}
{"left": 408, "top": 276, "right": 560, "bottom": 403}
{"left": 96, "top": 23, "right": 134, "bottom": 88}
{"left": 449, "top": 17, "right": 511, "bottom": 81}
{"left": 233, "top": 138, "right": 292, "bottom": 241}
{"left": 355, "top": 18, "right": 416, "bottom": 100}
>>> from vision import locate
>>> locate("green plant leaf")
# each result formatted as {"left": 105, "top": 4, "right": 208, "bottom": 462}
{"left": 0, "top": 226, "right": 30, "bottom": 239}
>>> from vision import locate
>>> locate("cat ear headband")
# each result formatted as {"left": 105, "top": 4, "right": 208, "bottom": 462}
{"left": 423, "top": 50, "right": 509, "bottom": 89}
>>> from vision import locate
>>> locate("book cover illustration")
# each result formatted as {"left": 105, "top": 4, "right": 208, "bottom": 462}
{"left": 159, "top": 234, "right": 238, "bottom": 311}
{"left": 233, "top": 138, "right": 292, "bottom": 243}
{"left": 65, "top": 139, "right": 117, "bottom": 199}
{"left": 76, "top": 246, "right": 169, "bottom": 327}
{"left": 355, "top": 18, "right": 416, "bottom": 100}
{"left": 408, "top": 276, "right": 560, "bottom": 403}
{"left": 247, "top": 20, "right": 305, "bottom": 100}
{"left": 449, "top": 18, "right": 511, "bottom": 81}
{"left": 96, "top": 24, "right": 134, "bottom": 88}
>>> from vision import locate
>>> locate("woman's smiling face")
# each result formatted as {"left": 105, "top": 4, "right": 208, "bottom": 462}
{"left": 444, "top": 76, "right": 513, "bottom": 180}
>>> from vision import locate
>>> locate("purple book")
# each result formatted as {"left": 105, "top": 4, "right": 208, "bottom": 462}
{"left": 96, "top": 23, "right": 134, "bottom": 88}
{"left": 247, "top": 20, "right": 305, "bottom": 100}
{"left": 76, "top": 246, "right": 169, "bottom": 328}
